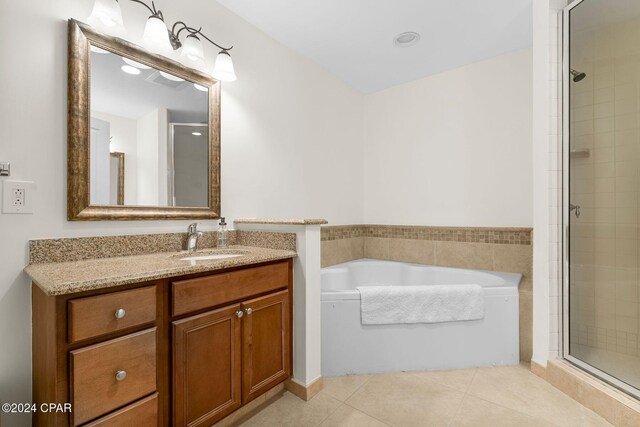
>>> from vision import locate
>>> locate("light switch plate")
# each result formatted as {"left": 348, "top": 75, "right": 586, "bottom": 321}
{"left": 3, "top": 180, "right": 34, "bottom": 214}
{"left": 0, "top": 162, "right": 9, "bottom": 176}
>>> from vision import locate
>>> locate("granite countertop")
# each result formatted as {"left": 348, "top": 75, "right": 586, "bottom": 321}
{"left": 235, "top": 218, "right": 328, "bottom": 225}
{"left": 25, "top": 245, "right": 297, "bottom": 296}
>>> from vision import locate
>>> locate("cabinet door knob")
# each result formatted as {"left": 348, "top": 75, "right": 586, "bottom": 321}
{"left": 114, "top": 308, "right": 126, "bottom": 319}
{"left": 244, "top": 307, "right": 252, "bottom": 315}
{"left": 115, "top": 370, "right": 127, "bottom": 381}
{"left": 236, "top": 310, "right": 244, "bottom": 318}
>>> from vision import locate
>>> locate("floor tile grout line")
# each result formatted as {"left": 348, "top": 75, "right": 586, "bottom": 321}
{"left": 340, "top": 374, "right": 373, "bottom": 402}
{"left": 464, "top": 389, "right": 566, "bottom": 427}
{"left": 338, "top": 375, "right": 394, "bottom": 426}
{"left": 313, "top": 393, "right": 345, "bottom": 427}
{"left": 447, "top": 369, "right": 477, "bottom": 427}
{"left": 462, "top": 367, "right": 574, "bottom": 427}
{"left": 341, "top": 400, "right": 393, "bottom": 427}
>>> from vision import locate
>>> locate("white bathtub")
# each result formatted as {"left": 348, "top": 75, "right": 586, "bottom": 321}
{"left": 321, "top": 258, "right": 522, "bottom": 376}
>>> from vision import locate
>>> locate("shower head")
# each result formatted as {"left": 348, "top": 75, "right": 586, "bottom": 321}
{"left": 570, "top": 68, "right": 586, "bottom": 82}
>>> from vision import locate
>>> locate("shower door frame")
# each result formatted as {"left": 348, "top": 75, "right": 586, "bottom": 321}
{"left": 561, "top": 0, "right": 640, "bottom": 399}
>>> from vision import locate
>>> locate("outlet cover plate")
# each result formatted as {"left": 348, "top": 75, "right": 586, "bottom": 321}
{"left": 3, "top": 180, "right": 34, "bottom": 214}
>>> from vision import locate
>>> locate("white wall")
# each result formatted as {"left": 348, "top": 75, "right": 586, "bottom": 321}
{"left": 92, "top": 110, "right": 138, "bottom": 204}
{"left": 136, "top": 108, "right": 164, "bottom": 205}
{"left": 532, "top": 0, "right": 567, "bottom": 368}
{"left": 362, "top": 48, "right": 533, "bottom": 227}
{"left": 89, "top": 116, "right": 111, "bottom": 204}
{"left": 0, "top": 1, "right": 363, "bottom": 424}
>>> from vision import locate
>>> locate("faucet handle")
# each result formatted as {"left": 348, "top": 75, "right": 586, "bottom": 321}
{"left": 188, "top": 223, "right": 199, "bottom": 234}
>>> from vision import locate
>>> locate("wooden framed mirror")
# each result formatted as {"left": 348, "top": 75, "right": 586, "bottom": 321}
{"left": 67, "top": 19, "right": 220, "bottom": 220}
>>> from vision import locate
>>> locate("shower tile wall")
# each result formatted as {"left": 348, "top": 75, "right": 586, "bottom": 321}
{"left": 569, "top": 15, "right": 640, "bottom": 357}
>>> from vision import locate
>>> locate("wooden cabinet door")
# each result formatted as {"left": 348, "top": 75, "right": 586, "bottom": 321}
{"left": 173, "top": 304, "right": 242, "bottom": 427}
{"left": 241, "top": 290, "right": 291, "bottom": 404}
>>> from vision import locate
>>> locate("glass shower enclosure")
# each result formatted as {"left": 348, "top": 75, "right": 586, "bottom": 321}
{"left": 563, "top": 0, "right": 640, "bottom": 398}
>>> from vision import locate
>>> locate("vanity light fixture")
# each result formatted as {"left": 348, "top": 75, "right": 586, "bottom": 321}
{"left": 87, "top": 0, "right": 125, "bottom": 36}
{"left": 87, "top": 0, "right": 237, "bottom": 81}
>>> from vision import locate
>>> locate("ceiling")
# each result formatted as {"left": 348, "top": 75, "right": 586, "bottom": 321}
{"left": 90, "top": 49, "right": 208, "bottom": 122}
{"left": 216, "top": 0, "right": 533, "bottom": 93}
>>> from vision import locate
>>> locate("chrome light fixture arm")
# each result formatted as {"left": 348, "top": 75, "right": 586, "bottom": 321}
{"left": 127, "top": 0, "right": 232, "bottom": 52}
{"left": 129, "top": 0, "right": 161, "bottom": 18}
{"left": 170, "top": 21, "right": 234, "bottom": 52}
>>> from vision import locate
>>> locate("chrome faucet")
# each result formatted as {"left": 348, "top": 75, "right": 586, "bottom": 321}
{"left": 186, "top": 223, "right": 203, "bottom": 253}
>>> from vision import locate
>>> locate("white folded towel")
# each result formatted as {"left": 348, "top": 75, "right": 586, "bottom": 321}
{"left": 357, "top": 284, "right": 484, "bottom": 325}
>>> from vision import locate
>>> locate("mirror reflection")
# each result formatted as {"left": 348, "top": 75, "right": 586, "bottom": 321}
{"left": 89, "top": 44, "right": 209, "bottom": 207}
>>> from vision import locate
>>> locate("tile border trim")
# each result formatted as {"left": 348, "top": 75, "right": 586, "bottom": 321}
{"left": 322, "top": 224, "right": 532, "bottom": 245}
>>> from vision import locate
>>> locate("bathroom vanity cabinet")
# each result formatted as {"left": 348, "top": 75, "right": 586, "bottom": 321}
{"left": 32, "top": 259, "right": 293, "bottom": 427}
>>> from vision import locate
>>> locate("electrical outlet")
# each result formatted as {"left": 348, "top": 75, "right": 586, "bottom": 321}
{"left": 3, "top": 180, "right": 34, "bottom": 214}
{"left": 13, "top": 188, "right": 24, "bottom": 206}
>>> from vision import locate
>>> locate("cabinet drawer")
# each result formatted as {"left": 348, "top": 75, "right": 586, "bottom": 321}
{"left": 71, "top": 328, "right": 157, "bottom": 426}
{"left": 83, "top": 393, "right": 158, "bottom": 427}
{"left": 172, "top": 262, "right": 289, "bottom": 316}
{"left": 68, "top": 285, "right": 156, "bottom": 343}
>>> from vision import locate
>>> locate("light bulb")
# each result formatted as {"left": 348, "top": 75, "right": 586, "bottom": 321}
{"left": 211, "top": 50, "right": 237, "bottom": 82}
{"left": 181, "top": 34, "right": 205, "bottom": 62}
{"left": 193, "top": 83, "right": 208, "bottom": 92}
{"left": 87, "top": 0, "right": 125, "bottom": 36}
{"left": 142, "top": 15, "right": 172, "bottom": 54}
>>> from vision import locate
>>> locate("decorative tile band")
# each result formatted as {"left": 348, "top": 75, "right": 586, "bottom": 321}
{"left": 321, "top": 225, "right": 532, "bottom": 245}
{"left": 30, "top": 230, "right": 296, "bottom": 264}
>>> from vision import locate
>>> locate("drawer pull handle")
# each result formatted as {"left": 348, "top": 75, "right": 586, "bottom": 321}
{"left": 114, "top": 308, "right": 126, "bottom": 319}
{"left": 115, "top": 370, "right": 127, "bottom": 381}
{"left": 236, "top": 310, "right": 243, "bottom": 318}
{"left": 244, "top": 307, "right": 252, "bottom": 315}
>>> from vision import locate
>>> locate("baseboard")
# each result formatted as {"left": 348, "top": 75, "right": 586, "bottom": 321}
{"left": 285, "top": 376, "right": 324, "bottom": 401}
{"left": 531, "top": 358, "right": 640, "bottom": 426}
{"left": 213, "top": 382, "right": 285, "bottom": 426}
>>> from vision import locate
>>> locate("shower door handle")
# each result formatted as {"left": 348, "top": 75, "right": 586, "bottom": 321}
{"left": 569, "top": 204, "right": 580, "bottom": 218}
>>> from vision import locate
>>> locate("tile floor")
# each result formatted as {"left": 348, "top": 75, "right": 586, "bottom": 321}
{"left": 239, "top": 365, "right": 612, "bottom": 427}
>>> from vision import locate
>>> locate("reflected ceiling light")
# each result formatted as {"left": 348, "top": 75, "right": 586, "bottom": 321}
{"left": 121, "top": 65, "right": 141, "bottom": 75}
{"left": 90, "top": 45, "right": 110, "bottom": 54}
{"left": 393, "top": 31, "right": 420, "bottom": 47}
{"left": 87, "top": 0, "right": 237, "bottom": 81}
{"left": 211, "top": 50, "right": 237, "bottom": 82}
{"left": 192, "top": 131, "right": 202, "bottom": 136}
{"left": 159, "top": 71, "right": 185, "bottom": 82}
{"left": 122, "top": 57, "right": 152, "bottom": 69}
{"left": 193, "top": 83, "right": 208, "bottom": 92}
{"left": 87, "top": 0, "right": 125, "bottom": 36}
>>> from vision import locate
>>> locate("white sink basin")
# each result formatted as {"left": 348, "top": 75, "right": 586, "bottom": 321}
{"left": 179, "top": 254, "right": 244, "bottom": 262}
